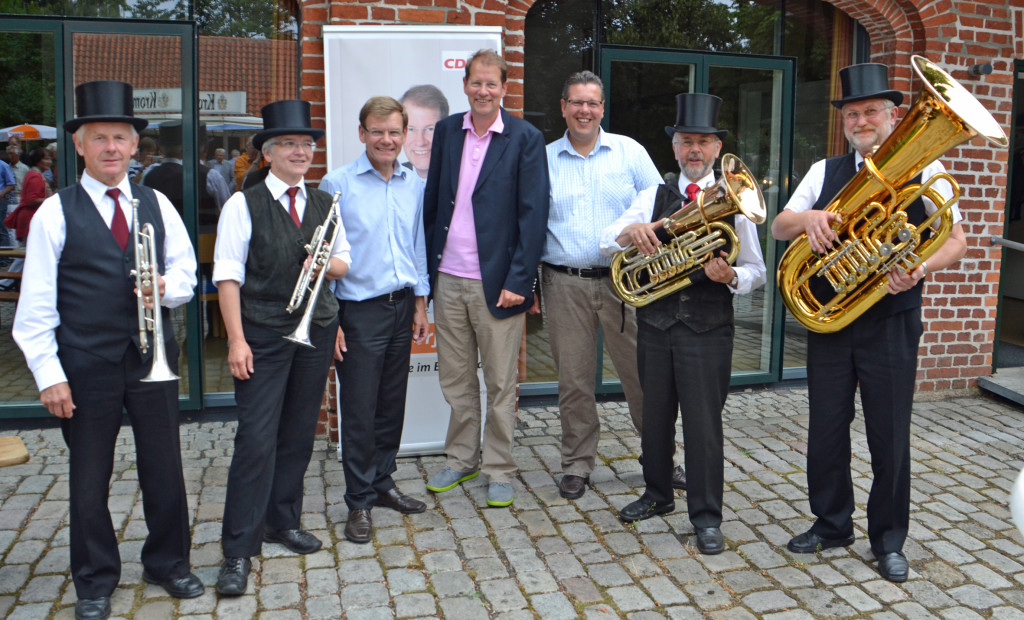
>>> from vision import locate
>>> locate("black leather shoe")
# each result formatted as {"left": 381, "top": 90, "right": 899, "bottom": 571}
{"left": 695, "top": 527, "right": 725, "bottom": 555}
{"left": 75, "top": 597, "right": 111, "bottom": 620}
{"left": 671, "top": 465, "right": 687, "bottom": 490}
{"left": 345, "top": 508, "right": 373, "bottom": 544}
{"left": 878, "top": 551, "right": 909, "bottom": 582}
{"left": 142, "top": 570, "right": 204, "bottom": 598}
{"left": 786, "top": 529, "right": 855, "bottom": 553}
{"left": 264, "top": 528, "right": 323, "bottom": 554}
{"left": 558, "top": 474, "right": 589, "bottom": 499}
{"left": 619, "top": 497, "right": 675, "bottom": 522}
{"left": 216, "top": 557, "right": 251, "bottom": 596}
{"left": 374, "top": 488, "right": 426, "bottom": 514}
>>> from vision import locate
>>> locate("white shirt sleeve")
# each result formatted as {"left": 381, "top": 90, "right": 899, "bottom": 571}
{"left": 213, "top": 190, "right": 251, "bottom": 286}
{"left": 782, "top": 159, "right": 827, "bottom": 214}
{"left": 154, "top": 190, "right": 198, "bottom": 307}
{"left": 12, "top": 194, "right": 67, "bottom": 391}
{"left": 599, "top": 185, "right": 658, "bottom": 254}
{"left": 731, "top": 216, "right": 767, "bottom": 295}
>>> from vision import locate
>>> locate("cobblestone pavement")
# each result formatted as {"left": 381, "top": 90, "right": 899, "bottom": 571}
{"left": 2, "top": 387, "right": 1024, "bottom": 619}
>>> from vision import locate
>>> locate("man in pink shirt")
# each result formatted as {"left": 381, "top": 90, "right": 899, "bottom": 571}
{"left": 423, "top": 49, "right": 549, "bottom": 507}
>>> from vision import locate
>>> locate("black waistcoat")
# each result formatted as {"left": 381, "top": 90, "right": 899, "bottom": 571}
{"left": 636, "top": 183, "right": 735, "bottom": 332}
{"left": 56, "top": 182, "right": 170, "bottom": 363}
{"left": 240, "top": 184, "right": 339, "bottom": 333}
{"left": 811, "top": 152, "right": 929, "bottom": 321}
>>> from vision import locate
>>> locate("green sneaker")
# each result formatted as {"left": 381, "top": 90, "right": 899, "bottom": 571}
{"left": 426, "top": 466, "right": 478, "bottom": 493}
{"left": 486, "top": 482, "right": 514, "bottom": 507}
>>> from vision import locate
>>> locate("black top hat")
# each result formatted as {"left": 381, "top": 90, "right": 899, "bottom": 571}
{"left": 252, "top": 100, "right": 325, "bottom": 150}
{"left": 64, "top": 80, "right": 149, "bottom": 134}
{"left": 665, "top": 93, "right": 728, "bottom": 139}
{"left": 158, "top": 121, "right": 183, "bottom": 147}
{"left": 831, "top": 63, "right": 904, "bottom": 109}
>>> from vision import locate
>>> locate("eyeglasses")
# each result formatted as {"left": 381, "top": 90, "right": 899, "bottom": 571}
{"left": 565, "top": 99, "right": 604, "bottom": 109}
{"left": 365, "top": 129, "right": 405, "bottom": 140}
{"left": 843, "top": 106, "right": 891, "bottom": 123}
{"left": 672, "top": 136, "right": 719, "bottom": 149}
{"left": 275, "top": 139, "right": 316, "bottom": 152}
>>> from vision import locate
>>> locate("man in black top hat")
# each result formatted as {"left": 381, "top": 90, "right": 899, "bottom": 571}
{"left": 213, "top": 99, "right": 350, "bottom": 595}
{"left": 772, "top": 63, "right": 967, "bottom": 582}
{"left": 599, "top": 93, "right": 766, "bottom": 555}
{"left": 11, "top": 80, "right": 202, "bottom": 620}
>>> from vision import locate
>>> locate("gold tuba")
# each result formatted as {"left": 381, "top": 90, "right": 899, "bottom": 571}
{"left": 611, "top": 153, "right": 766, "bottom": 307}
{"left": 284, "top": 190, "right": 343, "bottom": 348}
{"left": 777, "top": 55, "right": 1008, "bottom": 333}
{"left": 129, "top": 199, "right": 179, "bottom": 382}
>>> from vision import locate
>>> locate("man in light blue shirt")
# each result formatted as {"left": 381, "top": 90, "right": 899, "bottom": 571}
{"left": 542, "top": 71, "right": 678, "bottom": 500}
{"left": 319, "top": 95, "right": 430, "bottom": 545}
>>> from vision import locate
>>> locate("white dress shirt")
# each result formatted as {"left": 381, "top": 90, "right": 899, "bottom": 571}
{"left": 213, "top": 170, "right": 352, "bottom": 287}
{"left": 12, "top": 170, "right": 198, "bottom": 392}
{"left": 785, "top": 154, "right": 961, "bottom": 223}
{"left": 599, "top": 171, "right": 767, "bottom": 295}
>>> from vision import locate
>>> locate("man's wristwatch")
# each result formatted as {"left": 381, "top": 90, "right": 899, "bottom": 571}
{"left": 729, "top": 274, "right": 739, "bottom": 288}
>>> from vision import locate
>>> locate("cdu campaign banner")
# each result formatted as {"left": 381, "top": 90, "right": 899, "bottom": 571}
{"left": 322, "top": 25, "right": 502, "bottom": 175}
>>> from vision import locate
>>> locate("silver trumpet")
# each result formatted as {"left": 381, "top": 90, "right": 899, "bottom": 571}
{"left": 284, "top": 190, "right": 342, "bottom": 348}
{"left": 129, "top": 199, "right": 179, "bottom": 382}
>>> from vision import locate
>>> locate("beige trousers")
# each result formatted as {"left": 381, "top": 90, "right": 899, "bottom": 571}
{"left": 434, "top": 272, "right": 525, "bottom": 484}
{"left": 542, "top": 266, "right": 645, "bottom": 476}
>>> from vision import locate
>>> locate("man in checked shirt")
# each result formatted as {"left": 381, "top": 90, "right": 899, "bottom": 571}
{"left": 541, "top": 70, "right": 686, "bottom": 500}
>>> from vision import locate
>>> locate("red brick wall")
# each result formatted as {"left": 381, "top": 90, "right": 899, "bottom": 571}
{"left": 300, "top": 0, "right": 1018, "bottom": 392}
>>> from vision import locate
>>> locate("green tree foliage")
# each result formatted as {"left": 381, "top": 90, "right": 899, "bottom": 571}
{"left": 603, "top": 0, "right": 742, "bottom": 53}
{"left": 0, "top": 31, "right": 57, "bottom": 131}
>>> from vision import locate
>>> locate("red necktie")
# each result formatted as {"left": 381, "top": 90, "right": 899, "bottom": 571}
{"left": 286, "top": 187, "right": 301, "bottom": 227}
{"left": 685, "top": 183, "right": 700, "bottom": 203}
{"left": 106, "top": 188, "right": 129, "bottom": 252}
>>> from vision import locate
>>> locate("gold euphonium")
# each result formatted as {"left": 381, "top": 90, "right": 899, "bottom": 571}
{"left": 284, "top": 190, "right": 343, "bottom": 348}
{"left": 129, "top": 199, "right": 179, "bottom": 382}
{"left": 611, "top": 154, "right": 766, "bottom": 307}
{"left": 777, "top": 55, "right": 1008, "bottom": 333}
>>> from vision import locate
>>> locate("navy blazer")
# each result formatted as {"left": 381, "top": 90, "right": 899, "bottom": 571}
{"left": 423, "top": 109, "right": 550, "bottom": 319}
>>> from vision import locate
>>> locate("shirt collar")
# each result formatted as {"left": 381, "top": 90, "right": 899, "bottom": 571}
{"left": 555, "top": 127, "right": 609, "bottom": 158}
{"left": 677, "top": 170, "right": 716, "bottom": 192}
{"left": 356, "top": 151, "right": 409, "bottom": 181}
{"left": 265, "top": 170, "right": 306, "bottom": 201}
{"left": 462, "top": 110, "right": 505, "bottom": 137}
{"left": 81, "top": 169, "right": 132, "bottom": 205}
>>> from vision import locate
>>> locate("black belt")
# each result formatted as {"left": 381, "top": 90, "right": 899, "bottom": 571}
{"left": 363, "top": 287, "right": 412, "bottom": 303}
{"left": 543, "top": 262, "right": 610, "bottom": 279}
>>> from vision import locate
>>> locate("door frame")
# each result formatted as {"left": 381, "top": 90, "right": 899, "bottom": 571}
{"left": 0, "top": 17, "right": 202, "bottom": 416}
{"left": 599, "top": 44, "right": 796, "bottom": 387}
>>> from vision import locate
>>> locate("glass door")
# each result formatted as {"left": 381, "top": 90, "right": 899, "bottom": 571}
{"left": 0, "top": 18, "right": 201, "bottom": 416}
{"left": 0, "top": 20, "right": 61, "bottom": 417}
{"left": 601, "top": 46, "right": 795, "bottom": 385}
{"left": 66, "top": 21, "right": 200, "bottom": 409}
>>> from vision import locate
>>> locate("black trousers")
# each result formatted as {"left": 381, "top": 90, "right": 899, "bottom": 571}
{"left": 637, "top": 320, "right": 732, "bottom": 529}
{"left": 337, "top": 293, "right": 415, "bottom": 509}
{"left": 221, "top": 318, "right": 336, "bottom": 558}
{"left": 805, "top": 308, "right": 922, "bottom": 556}
{"left": 60, "top": 340, "right": 190, "bottom": 599}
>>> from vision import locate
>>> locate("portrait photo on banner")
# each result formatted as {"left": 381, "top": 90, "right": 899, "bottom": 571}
{"left": 322, "top": 25, "right": 503, "bottom": 172}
